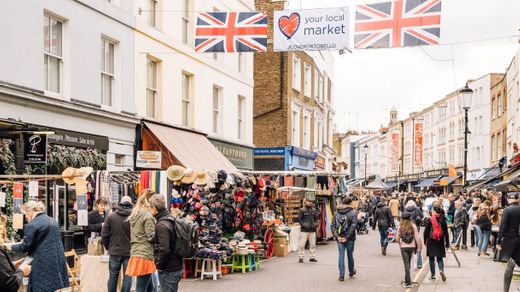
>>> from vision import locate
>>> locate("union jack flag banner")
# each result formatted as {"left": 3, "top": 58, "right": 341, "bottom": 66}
{"left": 354, "top": 0, "right": 442, "bottom": 49}
{"left": 195, "top": 12, "right": 268, "bottom": 53}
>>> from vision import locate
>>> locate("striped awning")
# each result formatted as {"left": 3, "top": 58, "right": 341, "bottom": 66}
{"left": 143, "top": 122, "right": 237, "bottom": 173}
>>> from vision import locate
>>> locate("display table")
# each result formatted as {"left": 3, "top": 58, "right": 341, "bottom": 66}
{"left": 81, "top": 255, "right": 123, "bottom": 291}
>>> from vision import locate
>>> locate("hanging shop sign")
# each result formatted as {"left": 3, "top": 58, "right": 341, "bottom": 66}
{"left": 414, "top": 122, "right": 423, "bottom": 166}
{"left": 47, "top": 129, "right": 109, "bottom": 151}
{"left": 289, "top": 146, "right": 317, "bottom": 171}
{"left": 23, "top": 133, "right": 47, "bottom": 164}
{"left": 315, "top": 155, "right": 326, "bottom": 170}
{"left": 136, "top": 151, "right": 162, "bottom": 169}
{"left": 391, "top": 131, "right": 399, "bottom": 172}
{"left": 274, "top": 7, "right": 350, "bottom": 52}
{"left": 210, "top": 139, "right": 253, "bottom": 170}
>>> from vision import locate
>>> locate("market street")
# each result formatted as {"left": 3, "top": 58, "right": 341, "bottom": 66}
{"left": 181, "top": 230, "right": 413, "bottom": 292}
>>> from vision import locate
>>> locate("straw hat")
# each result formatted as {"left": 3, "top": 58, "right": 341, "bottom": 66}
{"left": 194, "top": 171, "right": 208, "bottom": 186}
{"left": 181, "top": 169, "right": 196, "bottom": 184}
{"left": 167, "top": 165, "right": 186, "bottom": 182}
{"left": 62, "top": 167, "right": 79, "bottom": 185}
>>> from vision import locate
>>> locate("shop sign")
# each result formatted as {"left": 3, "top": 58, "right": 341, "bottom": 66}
{"left": 405, "top": 174, "right": 420, "bottom": 181}
{"left": 23, "top": 133, "right": 47, "bottom": 164}
{"left": 47, "top": 129, "right": 109, "bottom": 151}
{"left": 425, "top": 168, "right": 447, "bottom": 177}
{"left": 291, "top": 146, "right": 317, "bottom": 159}
{"left": 136, "top": 151, "right": 162, "bottom": 169}
{"left": 291, "top": 155, "right": 315, "bottom": 170}
{"left": 254, "top": 147, "right": 285, "bottom": 156}
{"left": 315, "top": 155, "right": 326, "bottom": 169}
{"left": 211, "top": 139, "right": 253, "bottom": 170}
{"left": 414, "top": 122, "right": 423, "bottom": 166}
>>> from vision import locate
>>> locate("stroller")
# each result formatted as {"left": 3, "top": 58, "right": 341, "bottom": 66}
{"left": 357, "top": 211, "right": 369, "bottom": 235}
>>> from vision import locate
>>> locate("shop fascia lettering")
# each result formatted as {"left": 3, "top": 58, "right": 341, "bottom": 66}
{"left": 49, "top": 134, "right": 95, "bottom": 147}
{"left": 216, "top": 145, "right": 247, "bottom": 160}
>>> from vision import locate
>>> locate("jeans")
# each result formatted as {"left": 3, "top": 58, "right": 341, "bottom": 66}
{"left": 416, "top": 249, "right": 423, "bottom": 269}
{"left": 337, "top": 241, "right": 355, "bottom": 276}
{"left": 136, "top": 274, "right": 155, "bottom": 292}
{"left": 298, "top": 232, "right": 317, "bottom": 259}
{"left": 479, "top": 230, "right": 491, "bottom": 253}
{"left": 429, "top": 257, "right": 444, "bottom": 276}
{"left": 158, "top": 270, "right": 183, "bottom": 292}
{"left": 108, "top": 255, "right": 131, "bottom": 292}
{"left": 378, "top": 227, "right": 389, "bottom": 248}
{"left": 473, "top": 225, "right": 482, "bottom": 247}
{"left": 401, "top": 248, "right": 415, "bottom": 285}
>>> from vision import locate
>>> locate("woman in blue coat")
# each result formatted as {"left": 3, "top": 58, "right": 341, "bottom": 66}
{"left": 4, "top": 201, "right": 69, "bottom": 292}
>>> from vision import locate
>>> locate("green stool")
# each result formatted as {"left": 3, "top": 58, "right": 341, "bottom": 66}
{"left": 231, "top": 254, "right": 250, "bottom": 273}
{"left": 255, "top": 252, "right": 261, "bottom": 269}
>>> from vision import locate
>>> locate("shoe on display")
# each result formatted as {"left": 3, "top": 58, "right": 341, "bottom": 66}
{"left": 339, "top": 275, "right": 344, "bottom": 281}
{"left": 299, "top": 258, "right": 304, "bottom": 263}
{"left": 309, "top": 258, "right": 318, "bottom": 263}
{"left": 440, "top": 271, "right": 446, "bottom": 281}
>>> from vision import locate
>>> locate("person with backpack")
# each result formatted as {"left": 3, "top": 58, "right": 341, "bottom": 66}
{"left": 423, "top": 204, "right": 449, "bottom": 281}
{"left": 476, "top": 203, "right": 492, "bottom": 258}
{"left": 452, "top": 200, "right": 468, "bottom": 250}
{"left": 396, "top": 212, "right": 422, "bottom": 288}
{"left": 372, "top": 197, "right": 395, "bottom": 256}
{"left": 405, "top": 200, "right": 424, "bottom": 269}
{"left": 331, "top": 196, "right": 358, "bottom": 281}
{"left": 101, "top": 196, "right": 133, "bottom": 292}
{"left": 150, "top": 194, "right": 183, "bottom": 292}
{"left": 497, "top": 193, "right": 520, "bottom": 292}
{"left": 126, "top": 190, "right": 157, "bottom": 292}
{"left": 298, "top": 198, "right": 320, "bottom": 263}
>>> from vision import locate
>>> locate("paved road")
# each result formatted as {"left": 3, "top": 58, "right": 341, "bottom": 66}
{"left": 180, "top": 228, "right": 421, "bottom": 292}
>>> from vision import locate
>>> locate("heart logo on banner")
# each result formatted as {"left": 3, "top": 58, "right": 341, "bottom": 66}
{"left": 278, "top": 12, "right": 300, "bottom": 39}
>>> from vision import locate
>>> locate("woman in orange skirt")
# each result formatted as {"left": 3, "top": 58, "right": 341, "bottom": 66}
{"left": 127, "top": 190, "right": 157, "bottom": 292}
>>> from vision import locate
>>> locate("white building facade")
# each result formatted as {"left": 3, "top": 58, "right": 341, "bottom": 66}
{"left": 507, "top": 50, "right": 520, "bottom": 161}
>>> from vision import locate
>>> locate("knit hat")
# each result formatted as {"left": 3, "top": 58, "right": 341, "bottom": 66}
{"left": 120, "top": 196, "right": 132, "bottom": 204}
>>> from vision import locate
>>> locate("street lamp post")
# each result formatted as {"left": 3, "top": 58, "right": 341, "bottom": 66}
{"left": 364, "top": 144, "right": 369, "bottom": 182}
{"left": 458, "top": 83, "right": 473, "bottom": 188}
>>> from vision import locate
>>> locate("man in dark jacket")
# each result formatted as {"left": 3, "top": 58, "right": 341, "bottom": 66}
{"left": 497, "top": 193, "right": 520, "bottom": 292}
{"left": 150, "top": 194, "right": 183, "bottom": 292}
{"left": 298, "top": 198, "right": 320, "bottom": 263}
{"left": 373, "top": 197, "right": 394, "bottom": 255}
{"left": 453, "top": 200, "right": 468, "bottom": 250}
{"left": 101, "top": 196, "right": 133, "bottom": 292}
{"left": 332, "top": 196, "right": 358, "bottom": 281}
{"left": 0, "top": 246, "right": 31, "bottom": 292}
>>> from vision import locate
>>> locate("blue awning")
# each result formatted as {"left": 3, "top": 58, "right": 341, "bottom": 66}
{"left": 385, "top": 182, "right": 397, "bottom": 188}
{"left": 415, "top": 177, "right": 437, "bottom": 188}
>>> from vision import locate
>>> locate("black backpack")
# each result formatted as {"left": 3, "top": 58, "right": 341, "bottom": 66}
{"left": 166, "top": 217, "right": 200, "bottom": 258}
{"left": 401, "top": 231, "right": 415, "bottom": 244}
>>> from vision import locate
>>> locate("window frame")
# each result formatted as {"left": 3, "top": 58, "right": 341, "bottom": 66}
{"left": 101, "top": 39, "right": 115, "bottom": 107}
{"left": 237, "top": 95, "right": 245, "bottom": 140}
{"left": 303, "top": 63, "right": 311, "bottom": 97}
{"left": 44, "top": 14, "right": 63, "bottom": 94}
{"left": 181, "top": 73, "right": 192, "bottom": 127}
{"left": 148, "top": 0, "right": 158, "bottom": 27}
{"left": 292, "top": 55, "right": 301, "bottom": 91}
{"left": 212, "top": 85, "right": 222, "bottom": 134}
{"left": 146, "top": 58, "right": 159, "bottom": 118}
{"left": 182, "top": 0, "right": 190, "bottom": 44}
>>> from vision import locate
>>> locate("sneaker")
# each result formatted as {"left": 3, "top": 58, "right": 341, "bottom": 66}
{"left": 299, "top": 258, "right": 304, "bottom": 263}
{"left": 339, "top": 275, "right": 344, "bottom": 281}
{"left": 452, "top": 246, "right": 459, "bottom": 251}
{"left": 349, "top": 270, "right": 357, "bottom": 278}
{"left": 405, "top": 283, "right": 413, "bottom": 288}
{"left": 461, "top": 245, "right": 468, "bottom": 250}
{"left": 309, "top": 258, "right": 318, "bottom": 263}
{"left": 382, "top": 247, "right": 387, "bottom": 256}
{"left": 430, "top": 275, "right": 436, "bottom": 281}
{"left": 440, "top": 271, "right": 446, "bottom": 281}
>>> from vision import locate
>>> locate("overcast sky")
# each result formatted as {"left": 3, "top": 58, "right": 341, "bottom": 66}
{"left": 286, "top": 0, "right": 520, "bottom": 132}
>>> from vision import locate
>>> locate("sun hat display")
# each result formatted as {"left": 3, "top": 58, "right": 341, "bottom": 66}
{"left": 206, "top": 170, "right": 218, "bottom": 188}
{"left": 217, "top": 170, "right": 228, "bottom": 184}
{"left": 62, "top": 167, "right": 92, "bottom": 185}
{"left": 194, "top": 171, "right": 208, "bottom": 185}
{"left": 166, "top": 165, "right": 186, "bottom": 181}
{"left": 181, "top": 168, "right": 196, "bottom": 184}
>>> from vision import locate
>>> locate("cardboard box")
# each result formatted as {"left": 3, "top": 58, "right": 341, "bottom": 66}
{"left": 275, "top": 237, "right": 287, "bottom": 244}
{"left": 274, "top": 243, "right": 288, "bottom": 257}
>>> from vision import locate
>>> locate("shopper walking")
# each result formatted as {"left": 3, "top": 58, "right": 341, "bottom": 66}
{"left": 102, "top": 196, "right": 133, "bottom": 292}
{"left": 423, "top": 204, "right": 449, "bottom": 281}
{"left": 389, "top": 194, "right": 400, "bottom": 222}
{"left": 469, "top": 198, "right": 482, "bottom": 248}
{"left": 4, "top": 201, "right": 69, "bottom": 292}
{"left": 85, "top": 197, "right": 108, "bottom": 239}
{"left": 298, "top": 198, "right": 320, "bottom": 263}
{"left": 332, "top": 196, "right": 358, "bottom": 281}
{"left": 373, "top": 197, "right": 395, "bottom": 256}
{"left": 452, "top": 200, "right": 468, "bottom": 250}
{"left": 476, "top": 204, "right": 492, "bottom": 257}
{"left": 126, "top": 190, "right": 157, "bottom": 292}
{"left": 497, "top": 193, "right": 520, "bottom": 292}
{"left": 405, "top": 200, "right": 423, "bottom": 269}
{"left": 150, "top": 194, "right": 183, "bottom": 292}
{"left": 396, "top": 212, "right": 422, "bottom": 288}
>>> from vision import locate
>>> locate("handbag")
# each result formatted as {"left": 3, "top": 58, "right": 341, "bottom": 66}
{"left": 28, "top": 217, "right": 52, "bottom": 256}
